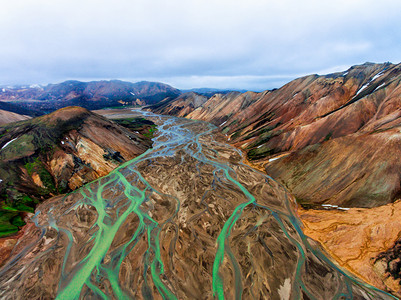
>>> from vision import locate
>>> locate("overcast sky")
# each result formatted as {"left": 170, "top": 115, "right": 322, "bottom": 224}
{"left": 1, "top": 0, "right": 400, "bottom": 91}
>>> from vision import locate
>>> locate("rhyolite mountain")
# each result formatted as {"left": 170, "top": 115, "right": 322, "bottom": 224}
{"left": 180, "top": 88, "right": 247, "bottom": 97}
{"left": 0, "top": 106, "right": 154, "bottom": 238}
{"left": 149, "top": 91, "right": 211, "bottom": 117}
{"left": 147, "top": 62, "right": 401, "bottom": 208}
{"left": 146, "top": 61, "right": 401, "bottom": 295}
{"left": 0, "top": 80, "right": 181, "bottom": 113}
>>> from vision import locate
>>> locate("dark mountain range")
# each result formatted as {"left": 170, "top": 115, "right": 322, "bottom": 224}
{"left": 0, "top": 80, "right": 181, "bottom": 114}
{"left": 0, "top": 100, "right": 42, "bottom": 117}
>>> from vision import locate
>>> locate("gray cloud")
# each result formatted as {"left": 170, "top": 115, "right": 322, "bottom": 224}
{"left": 1, "top": 0, "right": 400, "bottom": 90}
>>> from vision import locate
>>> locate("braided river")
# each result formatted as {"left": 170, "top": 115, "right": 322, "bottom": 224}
{"left": 0, "top": 111, "right": 394, "bottom": 299}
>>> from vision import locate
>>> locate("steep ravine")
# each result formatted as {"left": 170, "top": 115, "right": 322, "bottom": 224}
{"left": 147, "top": 63, "right": 401, "bottom": 206}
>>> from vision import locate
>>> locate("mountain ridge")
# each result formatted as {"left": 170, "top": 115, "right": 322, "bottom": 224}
{"left": 0, "top": 80, "right": 182, "bottom": 114}
{"left": 146, "top": 62, "right": 401, "bottom": 207}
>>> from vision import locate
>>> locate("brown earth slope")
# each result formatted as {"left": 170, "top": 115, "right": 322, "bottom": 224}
{"left": 265, "top": 125, "right": 401, "bottom": 208}
{"left": 149, "top": 92, "right": 210, "bottom": 117}
{"left": 0, "top": 80, "right": 181, "bottom": 113}
{"left": 0, "top": 109, "right": 30, "bottom": 125}
{"left": 299, "top": 201, "right": 401, "bottom": 296}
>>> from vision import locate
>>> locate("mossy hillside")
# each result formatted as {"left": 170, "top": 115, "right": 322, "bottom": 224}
{"left": 0, "top": 108, "right": 88, "bottom": 196}
{"left": 113, "top": 117, "right": 157, "bottom": 139}
{"left": 0, "top": 193, "right": 37, "bottom": 238}
{"left": 247, "top": 146, "right": 276, "bottom": 161}
{"left": 0, "top": 160, "right": 49, "bottom": 237}
{"left": 143, "top": 125, "right": 157, "bottom": 138}
{"left": 0, "top": 107, "right": 90, "bottom": 237}
{"left": 0, "top": 134, "right": 35, "bottom": 161}
{"left": 0, "top": 107, "right": 90, "bottom": 159}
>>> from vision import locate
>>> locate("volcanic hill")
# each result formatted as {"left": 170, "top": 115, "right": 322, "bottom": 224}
{"left": 147, "top": 62, "right": 401, "bottom": 208}
{"left": 0, "top": 106, "right": 154, "bottom": 239}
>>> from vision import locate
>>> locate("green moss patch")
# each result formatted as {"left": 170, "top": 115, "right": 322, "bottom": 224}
{"left": 113, "top": 117, "right": 157, "bottom": 139}
{"left": 0, "top": 134, "right": 35, "bottom": 161}
{"left": 143, "top": 125, "right": 157, "bottom": 138}
{"left": 0, "top": 210, "right": 21, "bottom": 238}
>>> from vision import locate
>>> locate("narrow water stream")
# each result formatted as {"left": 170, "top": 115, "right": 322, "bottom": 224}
{"left": 0, "top": 111, "right": 395, "bottom": 299}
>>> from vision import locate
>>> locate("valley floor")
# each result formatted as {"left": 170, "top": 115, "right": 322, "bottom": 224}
{"left": 0, "top": 109, "right": 393, "bottom": 299}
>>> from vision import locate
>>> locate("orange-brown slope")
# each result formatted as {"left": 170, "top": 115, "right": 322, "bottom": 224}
{"left": 155, "top": 63, "right": 399, "bottom": 160}
{"left": 225, "top": 63, "right": 399, "bottom": 158}
{"left": 186, "top": 91, "right": 258, "bottom": 124}
{"left": 298, "top": 201, "right": 401, "bottom": 297}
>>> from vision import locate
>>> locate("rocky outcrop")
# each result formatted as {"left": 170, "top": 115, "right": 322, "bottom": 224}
{"left": 0, "top": 106, "right": 153, "bottom": 238}
{"left": 376, "top": 239, "right": 401, "bottom": 294}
